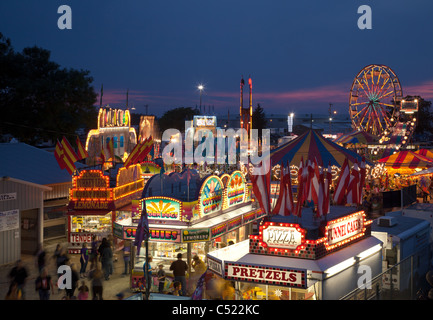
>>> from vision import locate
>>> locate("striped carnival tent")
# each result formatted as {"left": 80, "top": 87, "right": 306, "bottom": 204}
{"left": 414, "top": 148, "right": 433, "bottom": 159}
{"left": 378, "top": 150, "right": 433, "bottom": 172}
{"left": 269, "top": 129, "right": 371, "bottom": 168}
{"left": 334, "top": 130, "right": 378, "bottom": 145}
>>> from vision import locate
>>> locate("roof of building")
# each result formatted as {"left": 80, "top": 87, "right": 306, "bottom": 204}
{"left": 0, "top": 142, "right": 84, "bottom": 186}
{"left": 371, "top": 211, "right": 430, "bottom": 237}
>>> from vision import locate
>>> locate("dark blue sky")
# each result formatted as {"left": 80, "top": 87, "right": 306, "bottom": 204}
{"left": 1, "top": 0, "right": 432, "bottom": 117}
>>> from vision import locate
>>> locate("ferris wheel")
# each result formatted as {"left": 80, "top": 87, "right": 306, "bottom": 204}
{"left": 349, "top": 64, "right": 403, "bottom": 136}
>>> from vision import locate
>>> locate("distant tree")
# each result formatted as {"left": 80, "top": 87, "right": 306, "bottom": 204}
{"left": 0, "top": 33, "right": 97, "bottom": 145}
{"left": 157, "top": 107, "right": 200, "bottom": 133}
{"left": 252, "top": 103, "right": 267, "bottom": 133}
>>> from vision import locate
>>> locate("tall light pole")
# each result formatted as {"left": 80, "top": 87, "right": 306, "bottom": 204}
{"left": 288, "top": 113, "right": 294, "bottom": 133}
{"left": 198, "top": 85, "right": 204, "bottom": 109}
{"left": 329, "top": 103, "right": 336, "bottom": 135}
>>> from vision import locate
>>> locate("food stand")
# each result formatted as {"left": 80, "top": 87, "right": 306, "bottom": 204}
{"left": 112, "top": 170, "right": 265, "bottom": 293}
{"left": 206, "top": 206, "right": 383, "bottom": 300}
{"left": 67, "top": 164, "right": 144, "bottom": 253}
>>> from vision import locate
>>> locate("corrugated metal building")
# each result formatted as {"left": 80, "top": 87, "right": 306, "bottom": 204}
{"left": 0, "top": 143, "right": 84, "bottom": 265}
{"left": 0, "top": 177, "right": 51, "bottom": 264}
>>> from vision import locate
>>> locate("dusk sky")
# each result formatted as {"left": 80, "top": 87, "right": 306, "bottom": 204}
{"left": 1, "top": 0, "right": 433, "bottom": 117}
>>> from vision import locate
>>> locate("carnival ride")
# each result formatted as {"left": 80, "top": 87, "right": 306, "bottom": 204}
{"left": 349, "top": 64, "right": 418, "bottom": 158}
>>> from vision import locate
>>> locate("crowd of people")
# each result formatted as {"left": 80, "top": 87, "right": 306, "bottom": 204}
{"left": 139, "top": 252, "right": 208, "bottom": 297}
{"left": 4, "top": 235, "right": 122, "bottom": 300}
{"left": 4, "top": 235, "right": 213, "bottom": 300}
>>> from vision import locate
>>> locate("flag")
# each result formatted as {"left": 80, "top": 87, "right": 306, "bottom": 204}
{"left": 61, "top": 137, "right": 79, "bottom": 163}
{"left": 134, "top": 200, "right": 150, "bottom": 256}
{"left": 317, "top": 170, "right": 325, "bottom": 218}
{"left": 100, "top": 147, "right": 107, "bottom": 164}
{"left": 285, "top": 162, "right": 295, "bottom": 214}
{"left": 124, "top": 142, "right": 141, "bottom": 168}
{"left": 76, "top": 137, "right": 88, "bottom": 160}
{"left": 294, "top": 157, "right": 305, "bottom": 217}
{"left": 322, "top": 162, "right": 332, "bottom": 215}
{"left": 54, "top": 140, "right": 66, "bottom": 170}
{"left": 136, "top": 137, "right": 154, "bottom": 163}
{"left": 307, "top": 158, "right": 320, "bottom": 205}
{"left": 333, "top": 158, "right": 350, "bottom": 205}
{"left": 272, "top": 163, "right": 287, "bottom": 215}
{"left": 346, "top": 162, "right": 360, "bottom": 205}
{"left": 61, "top": 137, "right": 78, "bottom": 174}
{"left": 273, "top": 162, "right": 294, "bottom": 216}
{"left": 250, "top": 161, "right": 271, "bottom": 215}
{"left": 359, "top": 157, "right": 366, "bottom": 200}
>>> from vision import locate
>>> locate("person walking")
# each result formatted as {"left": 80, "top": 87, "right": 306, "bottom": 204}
{"left": 65, "top": 263, "right": 79, "bottom": 300}
{"left": 35, "top": 267, "right": 54, "bottom": 300}
{"left": 79, "top": 243, "right": 89, "bottom": 278}
{"left": 8, "top": 260, "right": 28, "bottom": 299}
{"left": 170, "top": 253, "right": 188, "bottom": 296}
{"left": 122, "top": 241, "right": 131, "bottom": 275}
{"left": 89, "top": 235, "right": 99, "bottom": 270}
{"left": 34, "top": 244, "right": 46, "bottom": 274}
{"left": 89, "top": 266, "right": 103, "bottom": 300}
{"left": 100, "top": 239, "right": 113, "bottom": 280}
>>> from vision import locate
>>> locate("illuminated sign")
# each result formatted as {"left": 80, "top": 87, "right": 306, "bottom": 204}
{"left": 226, "top": 171, "right": 246, "bottom": 208}
{"left": 200, "top": 176, "right": 223, "bottom": 216}
{"left": 243, "top": 211, "right": 256, "bottom": 224}
{"left": 98, "top": 108, "right": 131, "bottom": 129}
{"left": 211, "top": 223, "right": 227, "bottom": 239}
{"left": 69, "top": 168, "right": 144, "bottom": 210}
{"left": 207, "top": 257, "right": 223, "bottom": 276}
{"left": 227, "top": 217, "right": 242, "bottom": 232}
{"left": 73, "top": 170, "right": 109, "bottom": 189}
{"left": 225, "top": 262, "right": 306, "bottom": 288}
{"left": 115, "top": 224, "right": 181, "bottom": 243}
{"left": 144, "top": 197, "right": 182, "bottom": 221}
{"left": 116, "top": 164, "right": 142, "bottom": 186}
{"left": 182, "top": 228, "right": 210, "bottom": 243}
{"left": 194, "top": 116, "right": 216, "bottom": 127}
{"left": 259, "top": 222, "right": 306, "bottom": 251}
{"left": 70, "top": 232, "right": 93, "bottom": 244}
{"left": 325, "top": 211, "right": 366, "bottom": 250}
{"left": 400, "top": 99, "right": 418, "bottom": 114}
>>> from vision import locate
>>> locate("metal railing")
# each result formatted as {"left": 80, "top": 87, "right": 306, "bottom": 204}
{"left": 340, "top": 245, "right": 432, "bottom": 300}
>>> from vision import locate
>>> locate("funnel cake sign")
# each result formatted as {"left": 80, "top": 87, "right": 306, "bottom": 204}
{"left": 325, "top": 211, "right": 366, "bottom": 250}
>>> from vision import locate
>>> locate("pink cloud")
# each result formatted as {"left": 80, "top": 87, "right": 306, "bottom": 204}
{"left": 404, "top": 80, "right": 433, "bottom": 99}
{"left": 210, "top": 83, "right": 349, "bottom": 105}
{"left": 98, "top": 79, "right": 433, "bottom": 113}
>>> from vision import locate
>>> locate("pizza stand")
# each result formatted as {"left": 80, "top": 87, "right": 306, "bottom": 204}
{"left": 112, "top": 170, "right": 266, "bottom": 293}
{"left": 67, "top": 164, "right": 144, "bottom": 253}
{"left": 206, "top": 206, "right": 384, "bottom": 300}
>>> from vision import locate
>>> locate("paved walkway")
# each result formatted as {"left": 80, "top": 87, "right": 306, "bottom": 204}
{"left": 0, "top": 237, "right": 133, "bottom": 300}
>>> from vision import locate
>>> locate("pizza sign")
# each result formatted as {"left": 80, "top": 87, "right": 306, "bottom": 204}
{"left": 259, "top": 222, "right": 306, "bottom": 251}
